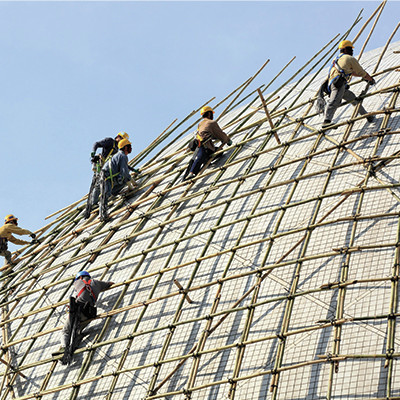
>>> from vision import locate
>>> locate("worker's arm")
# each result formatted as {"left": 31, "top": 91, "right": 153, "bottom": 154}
{"left": 119, "top": 155, "right": 132, "bottom": 181}
{"left": 7, "top": 234, "right": 30, "bottom": 246}
{"left": 92, "top": 137, "right": 113, "bottom": 154}
{"left": 6, "top": 225, "right": 33, "bottom": 237}
{"left": 348, "top": 57, "right": 373, "bottom": 81}
{"left": 211, "top": 122, "right": 231, "bottom": 145}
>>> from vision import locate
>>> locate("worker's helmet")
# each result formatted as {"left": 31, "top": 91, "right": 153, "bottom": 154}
{"left": 4, "top": 215, "right": 18, "bottom": 224}
{"left": 200, "top": 106, "right": 215, "bottom": 117}
{"left": 338, "top": 40, "right": 354, "bottom": 50}
{"left": 75, "top": 271, "right": 91, "bottom": 281}
{"left": 116, "top": 131, "right": 129, "bottom": 140}
{"left": 118, "top": 138, "right": 132, "bottom": 149}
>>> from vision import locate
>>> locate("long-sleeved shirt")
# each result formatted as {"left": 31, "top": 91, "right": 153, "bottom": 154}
{"left": 92, "top": 137, "right": 118, "bottom": 160}
{"left": 102, "top": 150, "right": 131, "bottom": 182}
{"left": 0, "top": 224, "right": 32, "bottom": 246}
{"left": 329, "top": 54, "right": 369, "bottom": 83}
{"left": 197, "top": 119, "right": 230, "bottom": 152}
{"left": 72, "top": 278, "right": 112, "bottom": 306}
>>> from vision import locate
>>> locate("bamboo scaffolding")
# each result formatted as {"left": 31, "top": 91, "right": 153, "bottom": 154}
{"left": 7, "top": 105, "right": 400, "bottom": 281}
{"left": 2, "top": 9, "right": 399, "bottom": 400}
{"left": 9, "top": 78, "right": 399, "bottom": 262}
{"left": 3, "top": 154, "right": 400, "bottom": 306}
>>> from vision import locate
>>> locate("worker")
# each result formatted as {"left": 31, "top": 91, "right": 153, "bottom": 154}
{"left": 183, "top": 106, "right": 232, "bottom": 181}
{"left": 90, "top": 131, "right": 129, "bottom": 165}
{"left": 0, "top": 215, "right": 36, "bottom": 270}
{"left": 61, "top": 271, "right": 114, "bottom": 365}
{"left": 322, "top": 40, "right": 375, "bottom": 129}
{"left": 99, "top": 138, "right": 135, "bottom": 221}
{"left": 85, "top": 132, "right": 138, "bottom": 219}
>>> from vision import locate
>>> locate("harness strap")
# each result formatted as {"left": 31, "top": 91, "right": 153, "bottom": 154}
{"left": 105, "top": 142, "right": 117, "bottom": 162}
{"left": 103, "top": 161, "right": 120, "bottom": 189}
{"left": 327, "top": 54, "right": 352, "bottom": 93}
{"left": 196, "top": 132, "right": 211, "bottom": 148}
{"left": 76, "top": 279, "right": 97, "bottom": 302}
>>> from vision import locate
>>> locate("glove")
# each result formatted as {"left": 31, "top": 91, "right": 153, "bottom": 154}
{"left": 91, "top": 154, "right": 100, "bottom": 164}
{"left": 227, "top": 139, "right": 233, "bottom": 146}
{"left": 368, "top": 78, "right": 376, "bottom": 86}
{"left": 31, "top": 239, "right": 39, "bottom": 245}
{"left": 30, "top": 233, "right": 36, "bottom": 239}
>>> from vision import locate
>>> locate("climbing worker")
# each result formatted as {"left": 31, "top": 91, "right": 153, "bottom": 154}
{"left": 85, "top": 132, "right": 138, "bottom": 219}
{"left": 61, "top": 271, "right": 114, "bottom": 365}
{"left": 0, "top": 215, "right": 36, "bottom": 271}
{"left": 183, "top": 106, "right": 232, "bottom": 181}
{"left": 99, "top": 138, "right": 135, "bottom": 221}
{"left": 322, "top": 40, "right": 375, "bottom": 129}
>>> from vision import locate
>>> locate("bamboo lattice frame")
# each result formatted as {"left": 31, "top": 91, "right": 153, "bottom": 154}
{"left": 2, "top": 4, "right": 400, "bottom": 399}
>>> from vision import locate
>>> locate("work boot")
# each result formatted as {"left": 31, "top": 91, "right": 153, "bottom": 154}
{"left": 322, "top": 120, "right": 337, "bottom": 130}
{"left": 367, "top": 115, "right": 375, "bottom": 123}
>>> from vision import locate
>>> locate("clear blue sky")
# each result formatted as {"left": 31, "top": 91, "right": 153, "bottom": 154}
{"left": 1, "top": 1, "right": 399, "bottom": 248}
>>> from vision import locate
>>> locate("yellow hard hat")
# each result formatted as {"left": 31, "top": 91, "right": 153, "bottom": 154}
{"left": 118, "top": 138, "right": 132, "bottom": 149}
{"left": 339, "top": 40, "right": 354, "bottom": 49}
{"left": 200, "top": 106, "right": 215, "bottom": 116}
{"left": 5, "top": 214, "right": 18, "bottom": 224}
{"left": 116, "top": 131, "right": 129, "bottom": 140}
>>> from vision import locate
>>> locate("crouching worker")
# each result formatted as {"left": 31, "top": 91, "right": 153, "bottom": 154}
{"left": 0, "top": 215, "right": 36, "bottom": 273}
{"left": 184, "top": 106, "right": 232, "bottom": 181}
{"left": 61, "top": 271, "right": 114, "bottom": 365}
{"left": 99, "top": 138, "right": 135, "bottom": 221}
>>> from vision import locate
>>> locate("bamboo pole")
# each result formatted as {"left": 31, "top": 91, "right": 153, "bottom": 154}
{"left": 357, "top": 1, "right": 386, "bottom": 61}
{"left": 257, "top": 88, "right": 280, "bottom": 144}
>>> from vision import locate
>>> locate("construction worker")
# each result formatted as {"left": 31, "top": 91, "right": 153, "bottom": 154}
{"left": 85, "top": 132, "right": 138, "bottom": 219}
{"left": 322, "top": 40, "right": 375, "bottom": 129}
{"left": 61, "top": 271, "right": 114, "bottom": 365}
{"left": 99, "top": 138, "right": 135, "bottom": 221}
{"left": 91, "top": 131, "right": 129, "bottom": 164}
{"left": 184, "top": 106, "right": 232, "bottom": 180}
{"left": 0, "top": 215, "right": 36, "bottom": 270}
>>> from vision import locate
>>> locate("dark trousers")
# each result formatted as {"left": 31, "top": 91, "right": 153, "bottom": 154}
{"left": 189, "top": 146, "right": 212, "bottom": 175}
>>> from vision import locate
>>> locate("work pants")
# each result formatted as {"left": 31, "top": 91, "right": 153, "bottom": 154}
{"left": 189, "top": 146, "right": 212, "bottom": 175}
{"left": 99, "top": 173, "right": 126, "bottom": 220}
{"left": 0, "top": 250, "right": 12, "bottom": 266}
{"left": 324, "top": 85, "right": 367, "bottom": 122}
{"left": 61, "top": 310, "right": 91, "bottom": 348}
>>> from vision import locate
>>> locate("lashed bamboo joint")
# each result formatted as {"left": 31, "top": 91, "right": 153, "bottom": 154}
{"left": 2, "top": 4, "right": 400, "bottom": 399}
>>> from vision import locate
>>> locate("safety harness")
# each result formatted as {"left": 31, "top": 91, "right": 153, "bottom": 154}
{"left": 76, "top": 279, "right": 97, "bottom": 302}
{"left": 327, "top": 54, "right": 352, "bottom": 93}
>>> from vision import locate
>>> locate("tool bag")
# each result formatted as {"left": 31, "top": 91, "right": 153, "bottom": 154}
{"left": 69, "top": 296, "right": 97, "bottom": 319}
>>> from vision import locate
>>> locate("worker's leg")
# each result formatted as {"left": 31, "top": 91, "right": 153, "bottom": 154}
{"left": 343, "top": 89, "right": 367, "bottom": 115}
{"left": 324, "top": 84, "right": 345, "bottom": 122}
{"left": 0, "top": 250, "right": 13, "bottom": 267}
{"left": 61, "top": 314, "right": 73, "bottom": 348}
{"left": 189, "top": 146, "right": 210, "bottom": 175}
{"left": 99, "top": 177, "right": 111, "bottom": 221}
{"left": 84, "top": 173, "right": 101, "bottom": 219}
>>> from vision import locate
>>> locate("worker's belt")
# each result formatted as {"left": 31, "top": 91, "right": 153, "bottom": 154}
{"left": 0, "top": 237, "right": 8, "bottom": 251}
